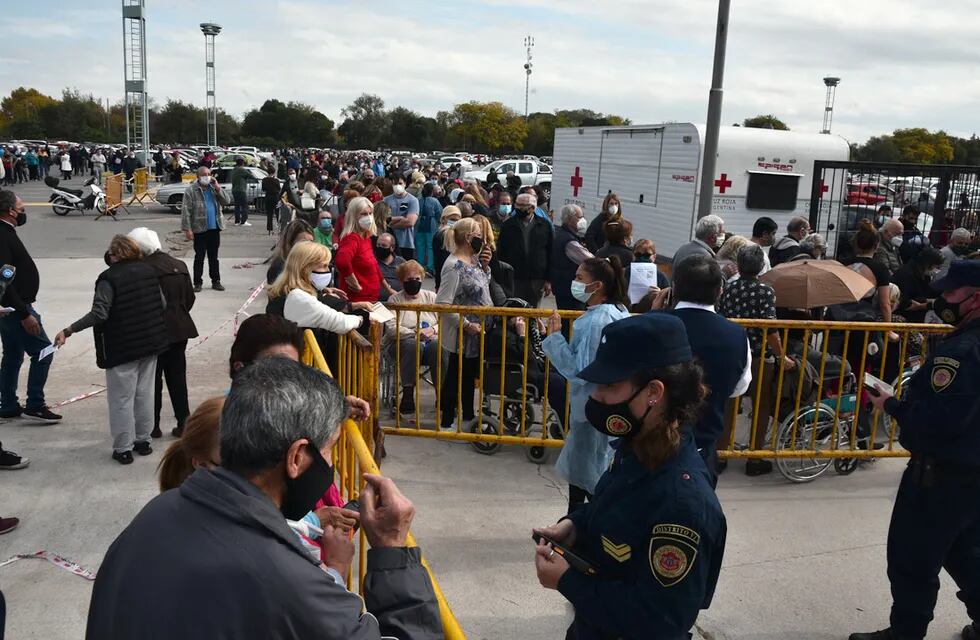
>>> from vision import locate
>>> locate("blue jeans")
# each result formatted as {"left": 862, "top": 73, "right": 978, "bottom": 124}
{"left": 0, "top": 307, "right": 52, "bottom": 412}
{"left": 232, "top": 190, "right": 248, "bottom": 224}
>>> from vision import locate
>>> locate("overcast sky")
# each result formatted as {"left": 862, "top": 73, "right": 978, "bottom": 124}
{"left": 4, "top": 0, "right": 979, "bottom": 145}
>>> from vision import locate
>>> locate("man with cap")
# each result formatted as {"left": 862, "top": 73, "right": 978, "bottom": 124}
{"left": 533, "top": 314, "right": 727, "bottom": 640}
{"left": 851, "top": 260, "right": 980, "bottom": 640}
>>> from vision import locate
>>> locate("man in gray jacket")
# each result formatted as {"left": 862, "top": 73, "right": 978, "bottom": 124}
{"left": 86, "top": 358, "right": 443, "bottom": 640}
{"left": 181, "top": 166, "right": 230, "bottom": 292}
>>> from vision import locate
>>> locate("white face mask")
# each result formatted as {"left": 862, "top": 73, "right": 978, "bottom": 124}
{"left": 358, "top": 215, "right": 374, "bottom": 230}
{"left": 576, "top": 217, "right": 588, "bottom": 235}
{"left": 890, "top": 235, "right": 904, "bottom": 248}
{"left": 608, "top": 204, "right": 619, "bottom": 216}
{"left": 198, "top": 176, "right": 211, "bottom": 187}
{"left": 310, "top": 271, "right": 332, "bottom": 291}
{"left": 288, "top": 175, "right": 297, "bottom": 183}
{"left": 393, "top": 184, "right": 406, "bottom": 196}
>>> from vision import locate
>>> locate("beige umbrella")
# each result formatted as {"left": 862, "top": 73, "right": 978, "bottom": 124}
{"left": 759, "top": 259, "right": 875, "bottom": 309}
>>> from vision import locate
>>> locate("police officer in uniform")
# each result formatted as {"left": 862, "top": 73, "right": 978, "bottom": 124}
{"left": 533, "top": 314, "right": 727, "bottom": 640}
{"left": 851, "top": 260, "right": 980, "bottom": 640}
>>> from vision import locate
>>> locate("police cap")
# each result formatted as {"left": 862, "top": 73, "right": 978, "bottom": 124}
{"left": 932, "top": 259, "right": 980, "bottom": 291}
{"left": 578, "top": 313, "right": 693, "bottom": 385}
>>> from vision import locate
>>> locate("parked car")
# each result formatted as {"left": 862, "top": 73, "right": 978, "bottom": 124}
{"left": 846, "top": 182, "right": 893, "bottom": 206}
{"left": 438, "top": 155, "right": 472, "bottom": 170}
{"left": 154, "top": 166, "right": 273, "bottom": 213}
{"left": 464, "top": 158, "right": 553, "bottom": 198}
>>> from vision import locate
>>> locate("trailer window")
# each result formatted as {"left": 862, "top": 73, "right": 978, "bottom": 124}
{"left": 746, "top": 172, "right": 801, "bottom": 210}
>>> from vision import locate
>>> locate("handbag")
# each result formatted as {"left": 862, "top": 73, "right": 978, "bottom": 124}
{"left": 300, "top": 193, "right": 316, "bottom": 211}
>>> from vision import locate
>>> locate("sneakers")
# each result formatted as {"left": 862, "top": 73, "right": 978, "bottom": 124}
{"left": 112, "top": 450, "right": 134, "bottom": 465}
{"left": 399, "top": 388, "right": 416, "bottom": 416}
{"left": 745, "top": 459, "right": 773, "bottom": 477}
{"left": 241, "top": 221, "right": 252, "bottom": 226}
{"left": 23, "top": 406, "right": 62, "bottom": 423}
{"left": 0, "top": 406, "right": 23, "bottom": 420}
{"left": 133, "top": 441, "right": 153, "bottom": 456}
{"left": 0, "top": 517, "right": 19, "bottom": 535}
{"left": 193, "top": 283, "right": 203, "bottom": 293}
{"left": 150, "top": 427, "right": 162, "bottom": 439}
{"left": 964, "top": 623, "right": 979, "bottom": 640}
{"left": 0, "top": 448, "right": 29, "bottom": 470}
{"left": 172, "top": 426, "right": 184, "bottom": 438}
{"left": 849, "top": 629, "right": 922, "bottom": 640}
{"left": 212, "top": 282, "right": 225, "bottom": 291}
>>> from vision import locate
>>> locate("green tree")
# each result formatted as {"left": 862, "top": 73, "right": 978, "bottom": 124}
{"left": 852, "top": 135, "right": 902, "bottom": 163}
{"left": 240, "top": 100, "right": 334, "bottom": 147}
{"left": 446, "top": 101, "right": 527, "bottom": 152}
{"left": 338, "top": 94, "right": 389, "bottom": 150}
{"left": 743, "top": 114, "right": 789, "bottom": 130}
{"left": 891, "top": 128, "right": 954, "bottom": 164}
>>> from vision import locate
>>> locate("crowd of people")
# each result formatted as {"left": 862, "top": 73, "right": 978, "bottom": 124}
{"left": 0, "top": 143, "right": 146, "bottom": 187}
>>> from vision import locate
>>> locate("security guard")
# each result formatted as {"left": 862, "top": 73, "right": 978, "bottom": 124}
{"left": 533, "top": 314, "right": 726, "bottom": 640}
{"left": 851, "top": 260, "right": 980, "bottom": 640}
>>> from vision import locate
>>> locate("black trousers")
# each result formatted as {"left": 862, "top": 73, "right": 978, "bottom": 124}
{"left": 154, "top": 340, "right": 190, "bottom": 430}
{"left": 439, "top": 351, "right": 478, "bottom": 429}
{"left": 399, "top": 247, "right": 415, "bottom": 261}
{"left": 265, "top": 195, "right": 279, "bottom": 232}
{"left": 193, "top": 230, "right": 221, "bottom": 285}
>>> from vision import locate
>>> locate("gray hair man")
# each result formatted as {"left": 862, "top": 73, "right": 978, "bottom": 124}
{"left": 181, "top": 165, "right": 231, "bottom": 292}
{"left": 769, "top": 216, "right": 811, "bottom": 267}
{"left": 376, "top": 232, "right": 406, "bottom": 302}
{"left": 937, "top": 227, "right": 974, "bottom": 278}
{"left": 549, "top": 204, "right": 595, "bottom": 315}
{"left": 497, "top": 191, "right": 555, "bottom": 306}
{"left": 86, "top": 357, "right": 442, "bottom": 640}
{"left": 127, "top": 227, "right": 198, "bottom": 438}
{"left": 672, "top": 214, "right": 726, "bottom": 266}
{"left": 875, "top": 218, "right": 905, "bottom": 275}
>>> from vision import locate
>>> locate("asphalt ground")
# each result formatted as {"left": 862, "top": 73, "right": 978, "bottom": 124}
{"left": 0, "top": 177, "right": 971, "bottom": 639}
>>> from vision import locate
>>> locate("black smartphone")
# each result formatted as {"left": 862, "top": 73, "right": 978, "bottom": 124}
{"left": 532, "top": 532, "right": 598, "bottom": 577}
{"left": 342, "top": 499, "right": 361, "bottom": 533}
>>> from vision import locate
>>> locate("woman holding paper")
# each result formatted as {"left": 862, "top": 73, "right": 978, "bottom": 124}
{"left": 267, "top": 241, "right": 371, "bottom": 335}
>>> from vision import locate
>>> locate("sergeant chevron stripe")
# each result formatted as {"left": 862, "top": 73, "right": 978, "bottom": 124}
{"left": 601, "top": 536, "right": 632, "bottom": 562}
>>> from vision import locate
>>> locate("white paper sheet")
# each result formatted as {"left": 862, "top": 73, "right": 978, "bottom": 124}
{"left": 369, "top": 302, "right": 395, "bottom": 325}
{"left": 627, "top": 263, "right": 661, "bottom": 304}
{"left": 39, "top": 344, "right": 59, "bottom": 361}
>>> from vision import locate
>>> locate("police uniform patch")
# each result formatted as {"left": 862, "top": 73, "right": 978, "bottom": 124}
{"left": 606, "top": 415, "right": 632, "bottom": 436}
{"left": 649, "top": 524, "right": 699, "bottom": 587}
{"left": 931, "top": 365, "right": 957, "bottom": 392}
{"left": 601, "top": 536, "right": 632, "bottom": 562}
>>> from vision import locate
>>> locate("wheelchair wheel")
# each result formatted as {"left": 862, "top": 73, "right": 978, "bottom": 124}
{"left": 502, "top": 399, "right": 535, "bottom": 435}
{"left": 834, "top": 457, "right": 859, "bottom": 475}
{"left": 470, "top": 416, "right": 503, "bottom": 456}
{"left": 775, "top": 405, "right": 843, "bottom": 483}
{"left": 526, "top": 443, "right": 550, "bottom": 464}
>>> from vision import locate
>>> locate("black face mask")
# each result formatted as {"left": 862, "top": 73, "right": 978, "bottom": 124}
{"left": 103, "top": 251, "right": 113, "bottom": 267}
{"left": 584, "top": 385, "right": 654, "bottom": 438}
{"left": 933, "top": 297, "right": 966, "bottom": 326}
{"left": 469, "top": 237, "right": 484, "bottom": 254}
{"left": 952, "top": 245, "right": 973, "bottom": 256}
{"left": 519, "top": 207, "right": 534, "bottom": 218}
{"left": 281, "top": 442, "right": 335, "bottom": 521}
{"left": 15, "top": 212, "right": 26, "bottom": 227}
{"left": 374, "top": 247, "right": 392, "bottom": 260}
{"left": 634, "top": 254, "right": 653, "bottom": 263}
{"left": 403, "top": 280, "right": 422, "bottom": 295}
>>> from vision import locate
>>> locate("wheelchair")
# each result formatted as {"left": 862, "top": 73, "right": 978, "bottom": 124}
{"left": 379, "top": 342, "right": 435, "bottom": 418}
{"left": 470, "top": 358, "right": 564, "bottom": 463}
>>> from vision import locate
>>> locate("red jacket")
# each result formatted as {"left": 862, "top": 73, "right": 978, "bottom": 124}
{"left": 335, "top": 232, "right": 381, "bottom": 302}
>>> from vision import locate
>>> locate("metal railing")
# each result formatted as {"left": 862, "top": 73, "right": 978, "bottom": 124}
{"left": 302, "top": 330, "right": 466, "bottom": 639}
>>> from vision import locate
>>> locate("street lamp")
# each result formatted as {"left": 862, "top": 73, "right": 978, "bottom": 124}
{"left": 523, "top": 35, "right": 534, "bottom": 121}
{"left": 821, "top": 76, "right": 841, "bottom": 135}
{"left": 200, "top": 22, "right": 222, "bottom": 148}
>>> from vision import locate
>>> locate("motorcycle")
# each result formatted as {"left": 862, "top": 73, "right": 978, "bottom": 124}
{"left": 45, "top": 176, "right": 106, "bottom": 216}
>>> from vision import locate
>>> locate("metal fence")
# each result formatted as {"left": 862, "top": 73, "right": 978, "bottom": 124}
{"left": 302, "top": 330, "right": 467, "bottom": 639}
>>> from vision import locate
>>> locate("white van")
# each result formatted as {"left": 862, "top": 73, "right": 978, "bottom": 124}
{"left": 551, "top": 123, "right": 850, "bottom": 260}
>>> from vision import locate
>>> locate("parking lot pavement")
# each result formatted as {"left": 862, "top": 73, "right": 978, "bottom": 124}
{"left": 0, "top": 177, "right": 970, "bottom": 639}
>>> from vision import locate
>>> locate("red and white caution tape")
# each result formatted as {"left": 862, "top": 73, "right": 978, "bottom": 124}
{"left": 52, "top": 385, "right": 106, "bottom": 408}
{"left": 186, "top": 280, "right": 266, "bottom": 353}
{"left": 0, "top": 550, "right": 97, "bottom": 581}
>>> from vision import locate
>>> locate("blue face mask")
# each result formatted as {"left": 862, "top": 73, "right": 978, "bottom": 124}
{"left": 319, "top": 219, "right": 332, "bottom": 230}
{"left": 570, "top": 280, "right": 596, "bottom": 303}
{"left": 499, "top": 204, "right": 512, "bottom": 216}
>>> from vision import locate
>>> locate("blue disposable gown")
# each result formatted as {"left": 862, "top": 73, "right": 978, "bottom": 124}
{"left": 541, "top": 303, "right": 630, "bottom": 493}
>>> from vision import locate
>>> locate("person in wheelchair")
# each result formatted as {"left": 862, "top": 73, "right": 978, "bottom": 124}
{"left": 541, "top": 257, "right": 630, "bottom": 514}
{"left": 482, "top": 298, "right": 549, "bottom": 399}
{"left": 383, "top": 260, "right": 439, "bottom": 416}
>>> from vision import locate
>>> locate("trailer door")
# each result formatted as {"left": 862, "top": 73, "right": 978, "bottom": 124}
{"left": 596, "top": 127, "right": 664, "bottom": 205}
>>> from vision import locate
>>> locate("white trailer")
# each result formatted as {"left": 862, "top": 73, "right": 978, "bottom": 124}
{"left": 550, "top": 123, "right": 850, "bottom": 260}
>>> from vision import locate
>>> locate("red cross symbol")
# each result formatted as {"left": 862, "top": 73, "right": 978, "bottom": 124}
{"left": 819, "top": 180, "right": 829, "bottom": 195}
{"left": 714, "top": 173, "right": 732, "bottom": 194}
{"left": 570, "top": 166, "right": 584, "bottom": 196}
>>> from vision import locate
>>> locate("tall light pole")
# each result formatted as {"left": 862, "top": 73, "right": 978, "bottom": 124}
{"left": 523, "top": 35, "right": 534, "bottom": 121}
{"left": 821, "top": 76, "right": 841, "bottom": 134}
{"left": 200, "top": 22, "right": 222, "bottom": 148}
{"left": 696, "top": 0, "right": 731, "bottom": 220}
{"left": 122, "top": 0, "right": 149, "bottom": 153}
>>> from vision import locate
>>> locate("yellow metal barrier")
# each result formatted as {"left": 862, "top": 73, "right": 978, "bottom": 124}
{"left": 377, "top": 303, "right": 953, "bottom": 470}
{"left": 126, "top": 167, "right": 156, "bottom": 207}
{"left": 97, "top": 172, "right": 128, "bottom": 220}
{"left": 303, "top": 331, "right": 466, "bottom": 639}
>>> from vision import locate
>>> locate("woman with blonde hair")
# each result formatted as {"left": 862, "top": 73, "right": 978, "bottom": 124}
{"left": 433, "top": 205, "right": 462, "bottom": 290}
{"left": 464, "top": 182, "right": 488, "bottom": 207}
{"left": 268, "top": 241, "right": 368, "bottom": 334}
{"left": 584, "top": 192, "right": 623, "bottom": 253}
{"left": 716, "top": 234, "right": 751, "bottom": 280}
{"left": 335, "top": 196, "right": 382, "bottom": 303}
{"left": 436, "top": 217, "right": 493, "bottom": 431}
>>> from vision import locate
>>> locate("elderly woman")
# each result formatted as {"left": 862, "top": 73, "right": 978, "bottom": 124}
{"left": 549, "top": 204, "right": 594, "bottom": 317}
{"left": 55, "top": 235, "right": 170, "bottom": 465}
{"left": 385, "top": 260, "right": 439, "bottom": 416}
{"left": 790, "top": 233, "right": 828, "bottom": 261}
{"left": 267, "top": 241, "right": 370, "bottom": 334}
{"left": 716, "top": 234, "right": 751, "bottom": 280}
{"left": 433, "top": 205, "right": 462, "bottom": 290}
{"left": 436, "top": 218, "right": 493, "bottom": 431}
{"left": 718, "top": 243, "right": 795, "bottom": 477}
{"left": 335, "top": 196, "right": 383, "bottom": 303}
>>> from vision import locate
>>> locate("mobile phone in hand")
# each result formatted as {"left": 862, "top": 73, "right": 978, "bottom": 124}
{"left": 532, "top": 532, "right": 598, "bottom": 576}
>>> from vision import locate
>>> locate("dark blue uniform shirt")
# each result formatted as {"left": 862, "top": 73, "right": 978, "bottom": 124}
{"left": 885, "top": 318, "right": 980, "bottom": 464}
{"left": 558, "top": 432, "right": 727, "bottom": 640}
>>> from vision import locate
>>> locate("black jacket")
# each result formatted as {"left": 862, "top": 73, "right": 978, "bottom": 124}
{"left": 497, "top": 214, "right": 554, "bottom": 281}
{"left": 0, "top": 221, "right": 39, "bottom": 319}
{"left": 583, "top": 213, "right": 613, "bottom": 254}
{"left": 86, "top": 467, "right": 443, "bottom": 640}
{"left": 143, "top": 251, "right": 198, "bottom": 343}
{"left": 93, "top": 261, "right": 169, "bottom": 369}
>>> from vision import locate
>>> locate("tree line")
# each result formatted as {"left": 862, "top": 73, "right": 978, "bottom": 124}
{"left": 2, "top": 86, "right": 977, "bottom": 164}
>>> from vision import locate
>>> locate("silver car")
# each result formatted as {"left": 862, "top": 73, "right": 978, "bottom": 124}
{"left": 154, "top": 167, "right": 273, "bottom": 213}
